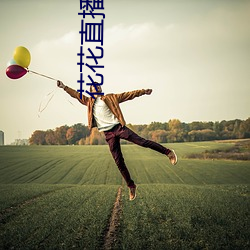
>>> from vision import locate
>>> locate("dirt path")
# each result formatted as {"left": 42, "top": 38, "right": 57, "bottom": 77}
{"left": 103, "top": 186, "right": 123, "bottom": 250}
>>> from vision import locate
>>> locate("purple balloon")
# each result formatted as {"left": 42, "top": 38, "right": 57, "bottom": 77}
{"left": 6, "top": 65, "right": 27, "bottom": 79}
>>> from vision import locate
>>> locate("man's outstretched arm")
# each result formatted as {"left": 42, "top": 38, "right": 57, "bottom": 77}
{"left": 57, "top": 80, "right": 89, "bottom": 105}
{"left": 116, "top": 88, "right": 153, "bottom": 103}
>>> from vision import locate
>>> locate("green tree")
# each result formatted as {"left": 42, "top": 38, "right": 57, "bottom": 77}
{"left": 66, "top": 123, "right": 90, "bottom": 145}
{"left": 167, "top": 119, "right": 184, "bottom": 142}
{"left": 189, "top": 121, "right": 204, "bottom": 131}
{"left": 233, "top": 119, "right": 243, "bottom": 139}
{"left": 239, "top": 118, "right": 250, "bottom": 138}
{"left": 147, "top": 122, "right": 167, "bottom": 131}
{"left": 188, "top": 129, "right": 216, "bottom": 141}
{"left": 213, "top": 121, "right": 221, "bottom": 139}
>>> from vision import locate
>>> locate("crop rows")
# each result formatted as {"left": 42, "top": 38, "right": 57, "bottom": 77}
{"left": 119, "top": 184, "right": 250, "bottom": 249}
{"left": 0, "top": 184, "right": 119, "bottom": 249}
{"left": 0, "top": 141, "right": 249, "bottom": 249}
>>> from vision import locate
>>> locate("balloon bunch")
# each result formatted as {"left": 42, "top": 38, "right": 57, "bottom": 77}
{"left": 6, "top": 46, "right": 62, "bottom": 117}
{"left": 6, "top": 46, "right": 30, "bottom": 79}
{"left": 6, "top": 46, "right": 57, "bottom": 81}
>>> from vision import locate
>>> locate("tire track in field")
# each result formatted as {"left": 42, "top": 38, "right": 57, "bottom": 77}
{"left": 78, "top": 159, "right": 101, "bottom": 185}
{"left": 0, "top": 186, "right": 75, "bottom": 225}
{"left": 166, "top": 165, "right": 186, "bottom": 184}
{"left": 180, "top": 167, "right": 207, "bottom": 185}
{"left": 27, "top": 160, "right": 65, "bottom": 183}
{"left": 79, "top": 158, "right": 112, "bottom": 185}
{"left": 11, "top": 160, "right": 63, "bottom": 183}
{"left": 0, "top": 159, "right": 35, "bottom": 171}
{"left": 54, "top": 159, "right": 83, "bottom": 184}
{"left": 103, "top": 186, "right": 122, "bottom": 250}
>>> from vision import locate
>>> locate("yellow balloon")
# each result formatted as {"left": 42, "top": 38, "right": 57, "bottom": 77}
{"left": 13, "top": 46, "right": 31, "bottom": 68}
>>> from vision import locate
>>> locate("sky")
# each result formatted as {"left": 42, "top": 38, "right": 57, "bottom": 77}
{"left": 0, "top": 0, "right": 249, "bottom": 144}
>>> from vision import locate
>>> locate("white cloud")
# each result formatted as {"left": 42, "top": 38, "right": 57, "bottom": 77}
{"left": 105, "top": 22, "right": 155, "bottom": 46}
{"left": 34, "top": 31, "right": 78, "bottom": 50}
{"left": 30, "top": 31, "right": 80, "bottom": 84}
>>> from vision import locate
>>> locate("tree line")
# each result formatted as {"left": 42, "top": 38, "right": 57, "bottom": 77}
{"left": 29, "top": 118, "right": 250, "bottom": 145}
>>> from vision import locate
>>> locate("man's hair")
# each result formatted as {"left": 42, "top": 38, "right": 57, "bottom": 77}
{"left": 90, "top": 82, "right": 99, "bottom": 92}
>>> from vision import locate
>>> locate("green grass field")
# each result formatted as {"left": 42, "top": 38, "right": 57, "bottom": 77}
{"left": 0, "top": 141, "right": 249, "bottom": 249}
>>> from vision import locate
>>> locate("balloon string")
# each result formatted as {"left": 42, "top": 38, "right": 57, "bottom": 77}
{"left": 67, "top": 99, "right": 75, "bottom": 106}
{"left": 28, "top": 69, "right": 58, "bottom": 81}
{"left": 38, "top": 88, "right": 58, "bottom": 118}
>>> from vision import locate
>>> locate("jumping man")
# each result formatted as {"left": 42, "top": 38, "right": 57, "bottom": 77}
{"left": 57, "top": 81, "right": 177, "bottom": 201}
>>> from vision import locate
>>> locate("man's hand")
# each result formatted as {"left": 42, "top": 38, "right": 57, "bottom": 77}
{"left": 145, "top": 89, "right": 152, "bottom": 95}
{"left": 57, "top": 80, "right": 65, "bottom": 89}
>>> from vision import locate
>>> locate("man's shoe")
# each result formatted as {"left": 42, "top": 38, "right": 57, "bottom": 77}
{"left": 168, "top": 150, "right": 178, "bottom": 165}
{"left": 129, "top": 186, "right": 137, "bottom": 201}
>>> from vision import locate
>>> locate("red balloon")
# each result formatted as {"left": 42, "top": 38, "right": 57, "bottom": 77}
{"left": 6, "top": 65, "right": 27, "bottom": 79}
